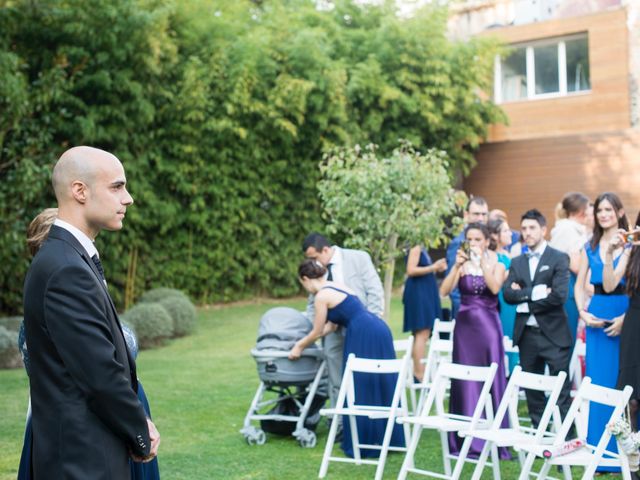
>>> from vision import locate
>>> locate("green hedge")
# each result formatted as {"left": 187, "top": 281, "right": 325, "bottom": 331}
{"left": 0, "top": 0, "right": 503, "bottom": 314}
{"left": 0, "top": 326, "right": 21, "bottom": 369}
{"left": 121, "top": 303, "right": 173, "bottom": 349}
{"left": 0, "top": 317, "right": 22, "bottom": 332}
{"left": 157, "top": 296, "right": 197, "bottom": 337}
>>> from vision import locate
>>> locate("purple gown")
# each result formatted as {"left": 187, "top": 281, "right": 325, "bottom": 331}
{"left": 448, "top": 274, "right": 510, "bottom": 459}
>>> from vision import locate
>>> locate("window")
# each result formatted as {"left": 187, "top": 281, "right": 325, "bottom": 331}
{"left": 494, "top": 34, "right": 590, "bottom": 103}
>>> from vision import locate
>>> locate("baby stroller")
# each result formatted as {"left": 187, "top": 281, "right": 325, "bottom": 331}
{"left": 241, "top": 307, "right": 327, "bottom": 448}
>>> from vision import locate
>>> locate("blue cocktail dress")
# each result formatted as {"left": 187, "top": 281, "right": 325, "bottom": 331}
{"left": 324, "top": 286, "right": 405, "bottom": 458}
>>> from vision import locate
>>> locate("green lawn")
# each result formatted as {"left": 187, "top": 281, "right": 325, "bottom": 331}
{"left": 0, "top": 297, "right": 611, "bottom": 479}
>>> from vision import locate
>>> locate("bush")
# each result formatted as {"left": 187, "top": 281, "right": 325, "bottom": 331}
{"left": 157, "top": 296, "right": 197, "bottom": 337}
{"left": 139, "top": 288, "right": 190, "bottom": 305}
{"left": 0, "top": 326, "right": 21, "bottom": 369}
{"left": 0, "top": 316, "right": 23, "bottom": 332}
{"left": 121, "top": 303, "right": 173, "bottom": 350}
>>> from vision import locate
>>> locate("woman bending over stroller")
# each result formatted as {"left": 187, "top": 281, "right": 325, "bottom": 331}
{"left": 289, "top": 259, "right": 404, "bottom": 458}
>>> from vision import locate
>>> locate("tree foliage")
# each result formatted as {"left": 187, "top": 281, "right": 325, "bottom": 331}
{"left": 318, "top": 141, "right": 465, "bottom": 318}
{"left": 0, "top": 0, "right": 503, "bottom": 313}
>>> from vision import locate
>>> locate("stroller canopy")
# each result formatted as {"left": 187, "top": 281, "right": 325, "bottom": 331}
{"left": 256, "top": 307, "right": 318, "bottom": 352}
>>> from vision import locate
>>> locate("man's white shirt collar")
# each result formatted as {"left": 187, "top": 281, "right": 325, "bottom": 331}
{"left": 54, "top": 219, "right": 98, "bottom": 258}
{"left": 532, "top": 240, "right": 547, "bottom": 256}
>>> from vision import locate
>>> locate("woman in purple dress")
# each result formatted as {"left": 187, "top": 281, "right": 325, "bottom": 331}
{"left": 440, "top": 222, "right": 510, "bottom": 459}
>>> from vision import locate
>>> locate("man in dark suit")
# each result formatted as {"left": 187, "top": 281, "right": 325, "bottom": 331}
{"left": 23, "top": 146, "right": 159, "bottom": 479}
{"left": 503, "top": 209, "right": 573, "bottom": 426}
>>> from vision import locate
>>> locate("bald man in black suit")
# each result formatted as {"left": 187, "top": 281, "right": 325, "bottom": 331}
{"left": 23, "top": 147, "right": 159, "bottom": 479}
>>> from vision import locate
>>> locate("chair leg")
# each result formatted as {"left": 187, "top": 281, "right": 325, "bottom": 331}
{"left": 489, "top": 443, "right": 501, "bottom": 480}
{"left": 318, "top": 412, "right": 340, "bottom": 478}
{"left": 349, "top": 414, "right": 361, "bottom": 464}
{"left": 517, "top": 452, "right": 538, "bottom": 480}
{"left": 451, "top": 436, "right": 473, "bottom": 480}
{"left": 374, "top": 415, "right": 396, "bottom": 480}
{"left": 470, "top": 440, "right": 493, "bottom": 480}
{"left": 398, "top": 424, "right": 423, "bottom": 480}
{"left": 536, "top": 460, "right": 552, "bottom": 480}
{"left": 440, "top": 431, "right": 452, "bottom": 476}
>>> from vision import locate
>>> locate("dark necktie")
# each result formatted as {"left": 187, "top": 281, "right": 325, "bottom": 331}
{"left": 91, "top": 254, "right": 106, "bottom": 282}
{"left": 326, "top": 263, "right": 334, "bottom": 281}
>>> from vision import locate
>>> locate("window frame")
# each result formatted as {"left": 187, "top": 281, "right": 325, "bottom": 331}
{"left": 494, "top": 32, "right": 591, "bottom": 104}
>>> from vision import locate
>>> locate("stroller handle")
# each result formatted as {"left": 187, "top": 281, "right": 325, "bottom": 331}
{"left": 250, "top": 348, "right": 324, "bottom": 360}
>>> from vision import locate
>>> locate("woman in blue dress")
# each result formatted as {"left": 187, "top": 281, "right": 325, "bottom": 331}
{"left": 290, "top": 259, "right": 404, "bottom": 458}
{"left": 575, "top": 192, "right": 630, "bottom": 473}
{"left": 402, "top": 246, "right": 446, "bottom": 382}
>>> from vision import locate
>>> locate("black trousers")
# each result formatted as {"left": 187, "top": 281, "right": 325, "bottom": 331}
{"left": 518, "top": 326, "right": 573, "bottom": 427}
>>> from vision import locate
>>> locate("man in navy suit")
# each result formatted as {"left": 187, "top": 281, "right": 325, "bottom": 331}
{"left": 503, "top": 209, "right": 572, "bottom": 426}
{"left": 23, "top": 147, "right": 159, "bottom": 479}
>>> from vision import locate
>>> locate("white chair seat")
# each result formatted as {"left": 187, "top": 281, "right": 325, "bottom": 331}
{"left": 320, "top": 406, "right": 391, "bottom": 419}
{"left": 517, "top": 443, "right": 625, "bottom": 467}
{"left": 461, "top": 427, "right": 555, "bottom": 447}
{"left": 399, "top": 415, "right": 490, "bottom": 433}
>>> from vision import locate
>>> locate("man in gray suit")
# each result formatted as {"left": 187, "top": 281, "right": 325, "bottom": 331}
{"left": 302, "top": 233, "right": 384, "bottom": 410}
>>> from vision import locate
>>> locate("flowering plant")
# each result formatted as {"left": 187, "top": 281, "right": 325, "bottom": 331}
{"left": 607, "top": 418, "right": 640, "bottom": 471}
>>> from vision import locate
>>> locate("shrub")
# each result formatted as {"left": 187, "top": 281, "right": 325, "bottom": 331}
{"left": 0, "top": 316, "right": 23, "bottom": 332}
{"left": 121, "top": 303, "right": 173, "bottom": 350}
{"left": 157, "top": 296, "right": 197, "bottom": 337}
{"left": 0, "top": 326, "right": 21, "bottom": 369}
{"left": 139, "top": 288, "right": 190, "bottom": 305}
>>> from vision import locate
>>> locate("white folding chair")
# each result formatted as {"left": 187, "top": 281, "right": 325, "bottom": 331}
{"left": 413, "top": 319, "right": 455, "bottom": 412}
{"left": 460, "top": 366, "right": 569, "bottom": 480}
{"left": 396, "top": 361, "right": 499, "bottom": 480}
{"left": 516, "top": 378, "right": 634, "bottom": 480}
{"left": 394, "top": 336, "right": 419, "bottom": 414}
{"left": 318, "top": 346, "right": 412, "bottom": 480}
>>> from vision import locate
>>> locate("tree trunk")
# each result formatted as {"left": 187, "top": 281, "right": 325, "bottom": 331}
{"left": 383, "top": 234, "right": 398, "bottom": 321}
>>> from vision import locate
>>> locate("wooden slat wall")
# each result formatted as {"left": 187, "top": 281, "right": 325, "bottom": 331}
{"left": 463, "top": 128, "right": 640, "bottom": 227}
{"left": 483, "top": 7, "right": 631, "bottom": 142}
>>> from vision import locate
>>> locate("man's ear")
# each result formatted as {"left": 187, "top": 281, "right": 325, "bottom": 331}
{"left": 71, "top": 180, "right": 88, "bottom": 204}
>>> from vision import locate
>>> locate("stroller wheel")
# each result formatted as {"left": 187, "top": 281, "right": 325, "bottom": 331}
{"left": 243, "top": 427, "right": 266, "bottom": 446}
{"left": 297, "top": 429, "right": 317, "bottom": 448}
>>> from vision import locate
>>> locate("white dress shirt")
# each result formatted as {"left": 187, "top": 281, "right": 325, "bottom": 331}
{"left": 327, "top": 246, "right": 345, "bottom": 284}
{"left": 54, "top": 219, "right": 98, "bottom": 258}
{"left": 525, "top": 241, "right": 547, "bottom": 327}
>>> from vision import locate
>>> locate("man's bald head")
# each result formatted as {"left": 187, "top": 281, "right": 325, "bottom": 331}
{"left": 52, "top": 146, "right": 119, "bottom": 203}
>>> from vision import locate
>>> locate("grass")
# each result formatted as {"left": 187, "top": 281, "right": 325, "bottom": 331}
{"left": 0, "top": 296, "right": 616, "bottom": 479}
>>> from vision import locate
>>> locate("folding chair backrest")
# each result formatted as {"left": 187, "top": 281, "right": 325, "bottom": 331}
{"left": 433, "top": 318, "right": 455, "bottom": 339}
{"left": 555, "top": 378, "right": 633, "bottom": 450}
{"left": 342, "top": 348, "right": 413, "bottom": 413}
{"left": 393, "top": 337, "right": 412, "bottom": 355}
{"left": 421, "top": 362, "right": 498, "bottom": 426}
{"left": 494, "top": 366, "right": 567, "bottom": 438}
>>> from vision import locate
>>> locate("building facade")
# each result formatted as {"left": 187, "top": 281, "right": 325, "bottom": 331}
{"left": 451, "top": 0, "right": 640, "bottom": 225}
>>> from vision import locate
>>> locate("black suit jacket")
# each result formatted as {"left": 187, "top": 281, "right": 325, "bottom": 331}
{"left": 23, "top": 225, "right": 150, "bottom": 480}
{"left": 502, "top": 245, "right": 572, "bottom": 348}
